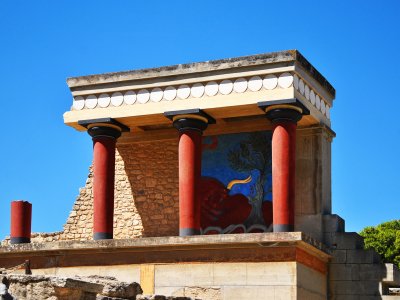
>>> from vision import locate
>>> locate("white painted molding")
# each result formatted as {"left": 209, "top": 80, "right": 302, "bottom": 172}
{"left": 150, "top": 88, "right": 163, "bottom": 102}
{"left": 321, "top": 100, "right": 326, "bottom": 115}
{"left": 137, "top": 89, "right": 150, "bottom": 104}
{"left": 293, "top": 74, "right": 299, "bottom": 90}
{"left": 248, "top": 76, "right": 263, "bottom": 92}
{"left": 309, "top": 90, "right": 316, "bottom": 105}
{"left": 85, "top": 95, "right": 97, "bottom": 109}
{"left": 326, "top": 105, "right": 330, "bottom": 119}
{"left": 163, "top": 86, "right": 176, "bottom": 101}
{"left": 111, "top": 92, "right": 123, "bottom": 107}
{"left": 278, "top": 72, "right": 293, "bottom": 89}
{"left": 123, "top": 91, "right": 136, "bottom": 105}
{"left": 263, "top": 74, "right": 278, "bottom": 90}
{"left": 299, "top": 79, "right": 305, "bottom": 95}
{"left": 73, "top": 96, "right": 85, "bottom": 110}
{"left": 70, "top": 71, "right": 331, "bottom": 122}
{"left": 233, "top": 78, "right": 247, "bottom": 93}
{"left": 205, "top": 81, "right": 219, "bottom": 97}
{"left": 177, "top": 85, "right": 190, "bottom": 99}
{"left": 315, "top": 95, "right": 321, "bottom": 110}
{"left": 219, "top": 79, "right": 233, "bottom": 95}
{"left": 304, "top": 85, "right": 310, "bottom": 101}
{"left": 191, "top": 83, "right": 205, "bottom": 98}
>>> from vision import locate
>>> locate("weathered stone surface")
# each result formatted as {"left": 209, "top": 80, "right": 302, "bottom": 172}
{"left": 0, "top": 274, "right": 141, "bottom": 300}
{"left": 136, "top": 296, "right": 194, "bottom": 300}
{"left": 172, "top": 286, "right": 221, "bottom": 300}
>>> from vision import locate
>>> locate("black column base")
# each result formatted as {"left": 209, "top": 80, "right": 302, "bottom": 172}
{"left": 179, "top": 228, "right": 201, "bottom": 236}
{"left": 93, "top": 232, "right": 113, "bottom": 240}
{"left": 10, "top": 237, "right": 30, "bottom": 244}
{"left": 273, "top": 224, "right": 294, "bottom": 232}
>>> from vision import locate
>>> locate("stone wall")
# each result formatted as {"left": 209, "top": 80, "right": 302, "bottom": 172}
{"left": 62, "top": 139, "right": 179, "bottom": 241}
{"left": 1, "top": 231, "right": 63, "bottom": 246}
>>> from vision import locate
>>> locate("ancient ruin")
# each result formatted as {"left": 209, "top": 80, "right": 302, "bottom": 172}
{"left": 1, "top": 50, "right": 399, "bottom": 299}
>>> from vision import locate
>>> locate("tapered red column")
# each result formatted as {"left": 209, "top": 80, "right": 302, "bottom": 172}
{"left": 173, "top": 115, "right": 209, "bottom": 236}
{"left": 88, "top": 124, "right": 122, "bottom": 240}
{"left": 10, "top": 200, "right": 32, "bottom": 244}
{"left": 265, "top": 105, "right": 303, "bottom": 232}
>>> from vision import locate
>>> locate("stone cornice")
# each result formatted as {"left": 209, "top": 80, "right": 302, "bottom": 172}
{"left": 67, "top": 50, "right": 335, "bottom": 99}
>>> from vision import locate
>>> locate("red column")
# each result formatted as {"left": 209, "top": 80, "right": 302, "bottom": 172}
{"left": 88, "top": 125, "right": 121, "bottom": 240}
{"left": 10, "top": 200, "right": 32, "bottom": 244}
{"left": 172, "top": 115, "right": 208, "bottom": 236}
{"left": 272, "top": 122, "right": 297, "bottom": 232}
{"left": 178, "top": 130, "right": 203, "bottom": 236}
{"left": 265, "top": 105, "right": 302, "bottom": 232}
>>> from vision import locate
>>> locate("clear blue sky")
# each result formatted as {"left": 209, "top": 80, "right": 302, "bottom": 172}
{"left": 0, "top": 1, "right": 399, "bottom": 240}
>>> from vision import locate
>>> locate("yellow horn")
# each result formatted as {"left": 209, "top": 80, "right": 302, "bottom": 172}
{"left": 226, "top": 175, "right": 252, "bottom": 190}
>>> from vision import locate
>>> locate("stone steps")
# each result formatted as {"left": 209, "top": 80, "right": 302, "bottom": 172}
{"left": 325, "top": 232, "right": 364, "bottom": 250}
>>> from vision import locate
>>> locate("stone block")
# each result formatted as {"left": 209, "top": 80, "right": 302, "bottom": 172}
{"left": 273, "top": 286, "right": 296, "bottom": 300}
{"left": 324, "top": 232, "right": 364, "bottom": 250}
{"left": 359, "top": 264, "right": 385, "bottom": 281}
{"left": 330, "top": 280, "right": 362, "bottom": 295}
{"left": 331, "top": 250, "right": 347, "bottom": 264}
{"left": 297, "top": 263, "right": 327, "bottom": 295}
{"left": 297, "top": 288, "right": 326, "bottom": 300}
{"left": 295, "top": 214, "right": 323, "bottom": 241}
{"left": 213, "top": 263, "right": 247, "bottom": 286}
{"left": 382, "top": 263, "right": 400, "bottom": 284}
{"left": 222, "top": 286, "right": 275, "bottom": 300}
{"left": 346, "top": 249, "right": 381, "bottom": 264}
{"left": 329, "top": 296, "right": 360, "bottom": 300}
{"left": 323, "top": 214, "right": 345, "bottom": 233}
{"left": 246, "top": 262, "right": 296, "bottom": 286}
{"left": 329, "top": 264, "right": 360, "bottom": 281}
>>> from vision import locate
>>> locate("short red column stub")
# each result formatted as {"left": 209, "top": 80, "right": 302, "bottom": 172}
{"left": 10, "top": 200, "right": 32, "bottom": 244}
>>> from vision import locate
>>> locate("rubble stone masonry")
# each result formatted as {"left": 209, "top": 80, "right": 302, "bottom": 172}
{"left": 62, "top": 139, "right": 180, "bottom": 241}
{"left": 0, "top": 139, "right": 180, "bottom": 245}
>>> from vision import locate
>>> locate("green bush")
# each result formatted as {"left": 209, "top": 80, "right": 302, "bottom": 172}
{"left": 360, "top": 220, "right": 400, "bottom": 267}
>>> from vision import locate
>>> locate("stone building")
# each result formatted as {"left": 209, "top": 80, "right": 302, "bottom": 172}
{"left": 1, "top": 50, "right": 399, "bottom": 299}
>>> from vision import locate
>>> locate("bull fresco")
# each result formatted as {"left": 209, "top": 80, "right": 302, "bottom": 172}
{"left": 200, "top": 131, "right": 273, "bottom": 234}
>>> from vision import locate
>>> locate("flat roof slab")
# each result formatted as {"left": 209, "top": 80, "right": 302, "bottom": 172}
{"left": 64, "top": 50, "right": 335, "bottom": 136}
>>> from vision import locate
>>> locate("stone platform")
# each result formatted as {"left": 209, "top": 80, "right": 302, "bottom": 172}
{"left": 0, "top": 233, "right": 330, "bottom": 299}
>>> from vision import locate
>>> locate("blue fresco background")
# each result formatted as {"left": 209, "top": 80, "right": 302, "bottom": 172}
{"left": 202, "top": 132, "right": 272, "bottom": 202}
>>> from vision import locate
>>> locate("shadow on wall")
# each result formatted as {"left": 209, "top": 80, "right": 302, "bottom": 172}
{"left": 118, "top": 139, "right": 180, "bottom": 237}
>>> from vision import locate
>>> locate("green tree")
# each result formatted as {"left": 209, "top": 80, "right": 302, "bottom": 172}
{"left": 359, "top": 220, "right": 400, "bottom": 267}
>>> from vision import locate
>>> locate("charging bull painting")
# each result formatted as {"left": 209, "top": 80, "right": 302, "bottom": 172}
{"left": 200, "top": 131, "right": 273, "bottom": 234}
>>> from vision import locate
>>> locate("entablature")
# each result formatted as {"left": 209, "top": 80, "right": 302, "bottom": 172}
{"left": 64, "top": 50, "right": 335, "bottom": 138}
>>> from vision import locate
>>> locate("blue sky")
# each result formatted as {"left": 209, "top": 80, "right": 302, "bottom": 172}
{"left": 0, "top": 1, "right": 399, "bottom": 240}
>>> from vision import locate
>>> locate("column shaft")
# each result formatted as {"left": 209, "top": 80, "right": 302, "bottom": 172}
{"left": 178, "top": 130, "right": 202, "bottom": 236}
{"left": 92, "top": 136, "right": 117, "bottom": 240}
{"left": 272, "top": 122, "right": 297, "bottom": 232}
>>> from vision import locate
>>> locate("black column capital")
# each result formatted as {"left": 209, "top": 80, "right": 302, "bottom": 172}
{"left": 258, "top": 99, "right": 309, "bottom": 124}
{"left": 264, "top": 105, "right": 303, "bottom": 124}
{"left": 78, "top": 118, "right": 129, "bottom": 139}
{"left": 164, "top": 109, "right": 215, "bottom": 133}
{"left": 87, "top": 124, "right": 122, "bottom": 139}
